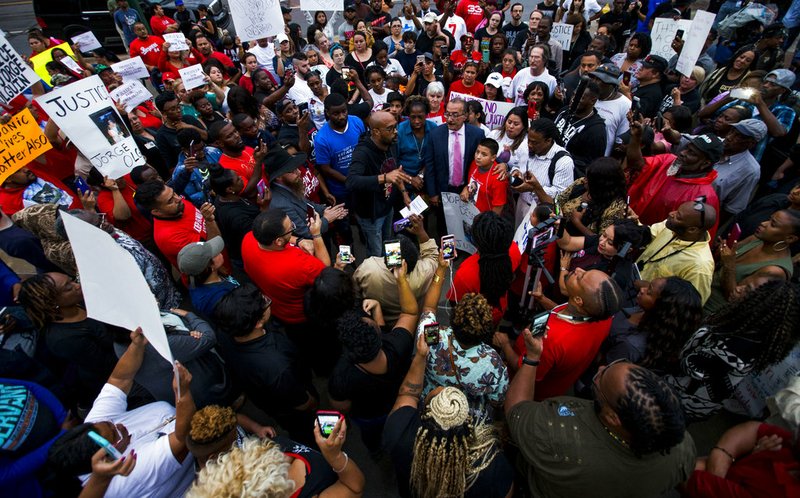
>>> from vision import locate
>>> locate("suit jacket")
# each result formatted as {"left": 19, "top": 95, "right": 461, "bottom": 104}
{"left": 269, "top": 183, "right": 328, "bottom": 239}
{"left": 424, "top": 123, "right": 485, "bottom": 197}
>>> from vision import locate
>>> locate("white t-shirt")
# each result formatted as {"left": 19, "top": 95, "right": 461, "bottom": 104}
{"left": 369, "top": 88, "right": 389, "bottom": 111}
{"left": 439, "top": 13, "right": 467, "bottom": 51}
{"left": 367, "top": 58, "right": 407, "bottom": 77}
{"left": 595, "top": 94, "right": 631, "bottom": 155}
{"left": 81, "top": 384, "right": 195, "bottom": 498}
{"left": 510, "top": 68, "right": 557, "bottom": 106}
{"left": 287, "top": 77, "right": 315, "bottom": 105}
{"left": 488, "top": 129, "right": 529, "bottom": 173}
{"left": 560, "top": 0, "right": 604, "bottom": 22}
{"left": 400, "top": 16, "right": 418, "bottom": 33}
{"left": 309, "top": 94, "right": 327, "bottom": 130}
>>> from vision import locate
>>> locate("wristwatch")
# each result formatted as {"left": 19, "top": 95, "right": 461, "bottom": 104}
{"left": 522, "top": 357, "right": 540, "bottom": 367}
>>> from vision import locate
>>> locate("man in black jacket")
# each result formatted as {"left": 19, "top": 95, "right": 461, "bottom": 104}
{"left": 346, "top": 111, "right": 412, "bottom": 256}
{"left": 554, "top": 79, "right": 607, "bottom": 176}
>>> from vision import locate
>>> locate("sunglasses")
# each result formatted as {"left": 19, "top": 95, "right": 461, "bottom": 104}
{"left": 693, "top": 196, "right": 706, "bottom": 228}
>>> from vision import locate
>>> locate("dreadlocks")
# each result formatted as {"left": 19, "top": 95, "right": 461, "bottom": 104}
{"left": 17, "top": 273, "right": 61, "bottom": 329}
{"left": 471, "top": 211, "right": 513, "bottom": 307}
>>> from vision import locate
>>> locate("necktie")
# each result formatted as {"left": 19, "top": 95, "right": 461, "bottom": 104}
{"left": 452, "top": 131, "right": 463, "bottom": 186}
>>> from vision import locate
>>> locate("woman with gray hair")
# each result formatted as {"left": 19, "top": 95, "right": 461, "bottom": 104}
{"left": 424, "top": 81, "right": 446, "bottom": 120}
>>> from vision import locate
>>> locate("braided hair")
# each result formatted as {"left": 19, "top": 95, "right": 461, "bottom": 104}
{"left": 707, "top": 280, "right": 800, "bottom": 371}
{"left": 17, "top": 274, "right": 61, "bottom": 329}
{"left": 471, "top": 211, "right": 513, "bottom": 307}
{"left": 450, "top": 293, "right": 494, "bottom": 348}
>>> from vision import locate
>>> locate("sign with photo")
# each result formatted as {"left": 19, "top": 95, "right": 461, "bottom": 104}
{"left": 442, "top": 192, "right": 480, "bottom": 254}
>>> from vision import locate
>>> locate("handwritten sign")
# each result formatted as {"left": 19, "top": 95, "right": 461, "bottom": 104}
{"left": 59, "top": 56, "right": 83, "bottom": 74}
{"left": 178, "top": 64, "right": 206, "bottom": 90}
{"left": 71, "top": 31, "right": 102, "bottom": 52}
{"left": 675, "top": 10, "right": 715, "bottom": 77}
{"left": 163, "top": 32, "right": 190, "bottom": 52}
{"left": 300, "top": 0, "right": 343, "bottom": 11}
{"left": 0, "top": 108, "right": 52, "bottom": 184}
{"left": 0, "top": 32, "right": 40, "bottom": 104}
{"left": 109, "top": 80, "right": 154, "bottom": 112}
{"left": 442, "top": 192, "right": 480, "bottom": 254}
{"left": 550, "top": 23, "right": 574, "bottom": 51}
{"left": 650, "top": 18, "right": 693, "bottom": 60}
{"left": 111, "top": 56, "right": 150, "bottom": 81}
{"left": 229, "top": 0, "right": 284, "bottom": 41}
{"left": 729, "top": 344, "right": 800, "bottom": 417}
{"left": 36, "top": 75, "right": 145, "bottom": 179}
{"left": 30, "top": 42, "right": 77, "bottom": 85}
{"left": 450, "top": 91, "right": 514, "bottom": 130}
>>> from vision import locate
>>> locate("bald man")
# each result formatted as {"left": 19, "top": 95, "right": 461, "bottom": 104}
{"left": 636, "top": 199, "right": 717, "bottom": 303}
{"left": 346, "top": 111, "right": 412, "bottom": 256}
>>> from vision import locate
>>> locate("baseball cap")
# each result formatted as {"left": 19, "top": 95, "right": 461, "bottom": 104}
{"left": 344, "top": 2, "right": 356, "bottom": 11}
{"left": 461, "top": 32, "right": 474, "bottom": 41}
{"left": 281, "top": 5, "right": 291, "bottom": 13}
{"left": 765, "top": 69, "right": 796, "bottom": 89}
{"left": 731, "top": 119, "right": 767, "bottom": 141}
{"left": 422, "top": 12, "right": 438, "bottom": 23}
{"left": 276, "top": 33, "right": 289, "bottom": 43}
{"left": 423, "top": 51, "right": 434, "bottom": 61}
{"left": 174, "top": 0, "right": 184, "bottom": 5}
{"left": 641, "top": 54, "right": 668, "bottom": 73}
{"left": 589, "top": 63, "right": 620, "bottom": 85}
{"left": 689, "top": 133, "right": 724, "bottom": 163}
{"left": 485, "top": 72, "right": 504, "bottom": 88}
{"left": 177, "top": 237, "right": 225, "bottom": 276}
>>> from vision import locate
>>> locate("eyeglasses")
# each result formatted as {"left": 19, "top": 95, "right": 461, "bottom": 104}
{"left": 443, "top": 112, "right": 464, "bottom": 118}
{"left": 263, "top": 294, "right": 272, "bottom": 308}
{"left": 693, "top": 196, "right": 706, "bottom": 228}
{"left": 280, "top": 220, "right": 296, "bottom": 238}
{"left": 592, "top": 358, "right": 630, "bottom": 409}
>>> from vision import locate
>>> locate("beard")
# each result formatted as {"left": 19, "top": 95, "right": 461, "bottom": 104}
{"left": 290, "top": 177, "right": 305, "bottom": 197}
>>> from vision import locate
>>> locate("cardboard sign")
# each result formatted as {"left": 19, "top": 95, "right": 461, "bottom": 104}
{"left": 29, "top": 42, "right": 77, "bottom": 85}
{"left": 0, "top": 108, "right": 52, "bottom": 184}
{"left": 163, "top": 32, "right": 190, "bottom": 52}
{"left": 0, "top": 33, "right": 40, "bottom": 105}
{"left": 35, "top": 75, "right": 145, "bottom": 179}
{"left": 229, "top": 0, "right": 284, "bottom": 41}
{"left": 111, "top": 56, "right": 150, "bottom": 81}
{"left": 177, "top": 64, "right": 206, "bottom": 90}
{"left": 675, "top": 10, "right": 715, "bottom": 77}
{"left": 441, "top": 192, "right": 480, "bottom": 254}
{"left": 650, "top": 18, "right": 693, "bottom": 60}
{"left": 550, "top": 23, "right": 575, "bottom": 51}
{"left": 71, "top": 31, "right": 102, "bottom": 52}
{"left": 450, "top": 91, "right": 515, "bottom": 130}
{"left": 109, "top": 80, "right": 154, "bottom": 113}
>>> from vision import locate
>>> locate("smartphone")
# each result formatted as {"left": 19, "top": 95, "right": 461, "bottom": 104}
{"left": 441, "top": 48, "right": 449, "bottom": 57}
{"left": 509, "top": 175, "right": 523, "bottom": 187}
{"left": 423, "top": 322, "right": 440, "bottom": 345}
{"left": 482, "top": 49, "right": 490, "bottom": 63}
{"left": 441, "top": 234, "right": 457, "bottom": 260}
{"left": 531, "top": 227, "right": 554, "bottom": 249}
{"left": 284, "top": 68, "right": 294, "bottom": 79}
{"left": 339, "top": 245, "right": 352, "bottom": 264}
{"left": 188, "top": 139, "right": 196, "bottom": 158}
{"left": 384, "top": 239, "right": 402, "bottom": 268}
{"left": 675, "top": 29, "right": 684, "bottom": 40}
{"left": 316, "top": 411, "right": 342, "bottom": 438}
{"left": 297, "top": 102, "right": 309, "bottom": 114}
{"left": 88, "top": 430, "right": 123, "bottom": 460}
{"left": 730, "top": 87, "right": 756, "bottom": 101}
{"left": 393, "top": 217, "right": 412, "bottom": 233}
{"left": 256, "top": 178, "right": 267, "bottom": 198}
{"left": 530, "top": 310, "right": 550, "bottom": 337}
{"left": 74, "top": 176, "right": 91, "bottom": 195}
{"left": 654, "top": 112, "right": 664, "bottom": 131}
{"left": 527, "top": 100, "right": 538, "bottom": 120}
{"left": 417, "top": 54, "right": 425, "bottom": 65}
{"left": 342, "top": 67, "right": 350, "bottom": 78}
{"left": 622, "top": 70, "right": 632, "bottom": 86}
{"left": 306, "top": 203, "right": 316, "bottom": 225}
{"left": 631, "top": 96, "right": 641, "bottom": 121}
{"left": 727, "top": 223, "right": 742, "bottom": 247}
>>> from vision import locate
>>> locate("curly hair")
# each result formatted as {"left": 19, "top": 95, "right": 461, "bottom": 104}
{"left": 305, "top": 267, "right": 356, "bottom": 324}
{"left": 582, "top": 158, "right": 627, "bottom": 229}
{"left": 46, "top": 422, "right": 98, "bottom": 476}
{"left": 708, "top": 280, "right": 800, "bottom": 371}
{"left": 611, "top": 219, "right": 653, "bottom": 257}
{"left": 498, "top": 106, "right": 529, "bottom": 152}
{"left": 615, "top": 366, "right": 686, "bottom": 458}
{"left": 336, "top": 309, "right": 382, "bottom": 363}
{"left": 451, "top": 293, "right": 494, "bottom": 347}
{"left": 17, "top": 273, "right": 61, "bottom": 329}
{"left": 212, "top": 283, "right": 268, "bottom": 338}
{"left": 189, "top": 405, "right": 237, "bottom": 444}
{"left": 471, "top": 211, "right": 513, "bottom": 307}
{"left": 638, "top": 277, "right": 702, "bottom": 374}
{"left": 186, "top": 437, "right": 295, "bottom": 498}
{"left": 404, "top": 95, "right": 430, "bottom": 116}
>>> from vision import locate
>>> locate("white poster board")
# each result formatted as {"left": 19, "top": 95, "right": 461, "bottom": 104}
{"left": 649, "top": 18, "right": 693, "bottom": 60}
{"left": 675, "top": 10, "right": 715, "bottom": 77}
{"left": 109, "top": 80, "right": 154, "bottom": 112}
{"left": 442, "top": 192, "right": 480, "bottom": 254}
{"left": 450, "top": 91, "right": 515, "bottom": 130}
{"left": 36, "top": 75, "right": 145, "bottom": 179}
{"left": 550, "top": 23, "right": 574, "bottom": 51}
{"left": 229, "top": 0, "right": 285, "bottom": 41}
{"left": 60, "top": 213, "right": 174, "bottom": 365}
{"left": 59, "top": 56, "right": 83, "bottom": 74}
{"left": 71, "top": 31, "right": 102, "bottom": 52}
{"left": 0, "top": 32, "right": 40, "bottom": 105}
{"left": 163, "top": 32, "right": 190, "bottom": 52}
{"left": 728, "top": 344, "right": 800, "bottom": 418}
{"left": 178, "top": 64, "right": 206, "bottom": 90}
{"left": 300, "top": 0, "right": 343, "bottom": 11}
{"left": 111, "top": 56, "right": 150, "bottom": 81}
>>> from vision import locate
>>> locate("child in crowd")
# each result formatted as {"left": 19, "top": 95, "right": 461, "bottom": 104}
{"left": 461, "top": 138, "right": 507, "bottom": 215}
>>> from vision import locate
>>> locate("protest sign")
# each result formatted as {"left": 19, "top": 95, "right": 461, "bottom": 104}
{"left": 399, "top": 195, "right": 428, "bottom": 218}
{"left": 60, "top": 213, "right": 174, "bottom": 365}
{"left": 59, "top": 56, "right": 83, "bottom": 74}
{"left": 442, "top": 192, "right": 480, "bottom": 254}
{"left": 178, "top": 64, "right": 206, "bottom": 90}
{"left": 550, "top": 23, "right": 574, "bottom": 51}
{"left": 450, "top": 91, "right": 514, "bottom": 130}
{"left": 36, "top": 75, "right": 145, "bottom": 179}
{"left": 0, "top": 108, "right": 52, "bottom": 184}
{"left": 111, "top": 56, "right": 150, "bottom": 81}
{"left": 229, "top": 0, "right": 284, "bottom": 40}
{"left": 163, "top": 32, "right": 190, "bottom": 51}
{"left": 300, "top": 0, "right": 343, "bottom": 10}
{"left": 109, "top": 80, "right": 154, "bottom": 112}
{"left": 30, "top": 42, "right": 77, "bottom": 84}
{"left": 675, "top": 10, "right": 715, "bottom": 76}
{"left": 71, "top": 31, "right": 102, "bottom": 52}
{"left": 649, "top": 18, "right": 692, "bottom": 60}
{"left": 0, "top": 32, "right": 40, "bottom": 105}
{"left": 729, "top": 344, "right": 800, "bottom": 417}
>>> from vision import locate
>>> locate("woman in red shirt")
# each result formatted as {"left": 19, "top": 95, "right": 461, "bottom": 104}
{"left": 159, "top": 39, "right": 202, "bottom": 81}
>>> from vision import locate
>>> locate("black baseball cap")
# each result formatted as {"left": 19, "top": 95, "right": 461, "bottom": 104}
{"left": 641, "top": 54, "right": 668, "bottom": 73}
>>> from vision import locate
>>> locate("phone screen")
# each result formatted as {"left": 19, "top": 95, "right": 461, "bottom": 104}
{"left": 442, "top": 235, "right": 457, "bottom": 260}
{"left": 623, "top": 70, "right": 631, "bottom": 86}
{"left": 339, "top": 245, "right": 352, "bottom": 263}
{"left": 530, "top": 310, "right": 550, "bottom": 337}
{"left": 306, "top": 204, "right": 316, "bottom": 225}
{"left": 727, "top": 223, "right": 742, "bottom": 247}
{"left": 384, "top": 240, "right": 402, "bottom": 268}
{"left": 675, "top": 29, "right": 684, "bottom": 40}
{"left": 257, "top": 179, "right": 267, "bottom": 197}
{"left": 298, "top": 102, "right": 309, "bottom": 114}
{"left": 317, "top": 413, "right": 340, "bottom": 438}
{"left": 531, "top": 227, "right": 554, "bottom": 249}
{"left": 424, "top": 322, "right": 439, "bottom": 345}
{"left": 75, "top": 176, "right": 91, "bottom": 195}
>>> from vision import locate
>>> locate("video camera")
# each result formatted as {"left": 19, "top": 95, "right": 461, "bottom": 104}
{"left": 526, "top": 215, "right": 562, "bottom": 256}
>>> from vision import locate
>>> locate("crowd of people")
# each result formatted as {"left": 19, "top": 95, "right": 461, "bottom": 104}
{"left": 2, "top": 0, "right": 800, "bottom": 496}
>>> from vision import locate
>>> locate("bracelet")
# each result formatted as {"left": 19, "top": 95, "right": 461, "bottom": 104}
{"left": 560, "top": 267, "right": 568, "bottom": 272}
{"left": 712, "top": 446, "right": 735, "bottom": 462}
{"left": 311, "top": 234, "right": 322, "bottom": 239}
{"left": 332, "top": 452, "right": 349, "bottom": 473}
{"left": 522, "top": 357, "right": 540, "bottom": 367}
{"left": 433, "top": 273, "right": 444, "bottom": 283}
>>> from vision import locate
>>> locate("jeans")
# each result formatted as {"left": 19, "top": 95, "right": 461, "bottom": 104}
{"left": 356, "top": 211, "right": 393, "bottom": 257}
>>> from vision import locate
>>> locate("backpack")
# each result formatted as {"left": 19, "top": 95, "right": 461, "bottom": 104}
{"left": 547, "top": 150, "right": 572, "bottom": 185}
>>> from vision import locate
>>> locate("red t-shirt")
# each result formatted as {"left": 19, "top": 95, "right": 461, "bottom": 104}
{"left": 152, "top": 199, "right": 206, "bottom": 267}
{"left": 449, "top": 79, "right": 485, "bottom": 99}
{"left": 450, "top": 50, "right": 482, "bottom": 72}
{"left": 129, "top": 36, "right": 164, "bottom": 67}
{"left": 134, "top": 102, "right": 163, "bottom": 129}
{"left": 95, "top": 185, "right": 153, "bottom": 242}
{"left": 241, "top": 232, "right": 326, "bottom": 324}
{"left": 300, "top": 163, "right": 322, "bottom": 204}
{"left": 0, "top": 169, "right": 80, "bottom": 216}
{"left": 466, "top": 161, "right": 508, "bottom": 213}
{"left": 219, "top": 147, "right": 257, "bottom": 190}
{"left": 447, "top": 243, "right": 522, "bottom": 324}
{"left": 455, "top": 0, "right": 485, "bottom": 33}
{"left": 150, "top": 15, "right": 177, "bottom": 36}
{"left": 199, "top": 51, "right": 235, "bottom": 69}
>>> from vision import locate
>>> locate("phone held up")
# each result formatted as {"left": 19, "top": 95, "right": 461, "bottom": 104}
{"left": 339, "top": 245, "right": 352, "bottom": 264}
{"left": 384, "top": 239, "right": 402, "bottom": 268}
{"left": 530, "top": 310, "right": 550, "bottom": 337}
{"left": 424, "top": 322, "right": 440, "bottom": 345}
{"left": 441, "top": 234, "right": 457, "bottom": 260}
{"left": 316, "top": 411, "right": 343, "bottom": 438}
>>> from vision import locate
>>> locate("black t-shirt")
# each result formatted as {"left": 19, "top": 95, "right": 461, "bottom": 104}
{"left": 155, "top": 116, "right": 205, "bottom": 170}
{"left": 553, "top": 109, "right": 607, "bottom": 175}
{"left": 536, "top": 1, "right": 558, "bottom": 18}
{"left": 659, "top": 84, "right": 700, "bottom": 114}
{"left": 214, "top": 197, "right": 260, "bottom": 263}
{"left": 417, "top": 29, "right": 455, "bottom": 54}
{"left": 274, "top": 435, "right": 337, "bottom": 498}
{"left": 633, "top": 82, "right": 664, "bottom": 119}
{"left": 328, "top": 327, "right": 413, "bottom": 418}
{"left": 383, "top": 406, "right": 514, "bottom": 498}
{"left": 395, "top": 50, "right": 419, "bottom": 76}
{"left": 345, "top": 52, "right": 376, "bottom": 83}
{"left": 502, "top": 22, "right": 528, "bottom": 49}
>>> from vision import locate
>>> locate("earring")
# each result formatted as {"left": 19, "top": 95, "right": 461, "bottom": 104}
{"left": 772, "top": 240, "right": 789, "bottom": 252}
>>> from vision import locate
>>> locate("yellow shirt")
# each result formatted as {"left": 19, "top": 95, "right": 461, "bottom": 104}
{"left": 636, "top": 221, "right": 714, "bottom": 304}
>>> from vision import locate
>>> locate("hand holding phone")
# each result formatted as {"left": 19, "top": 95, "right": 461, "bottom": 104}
{"left": 441, "top": 234, "right": 457, "bottom": 260}
{"left": 424, "top": 322, "right": 440, "bottom": 345}
{"left": 88, "top": 430, "right": 123, "bottom": 460}
{"left": 384, "top": 239, "right": 402, "bottom": 268}
{"left": 622, "top": 70, "right": 632, "bottom": 86}
{"left": 339, "top": 245, "right": 352, "bottom": 264}
{"left": 316, "top": 411, "right": 343, "bottom": 438}
{"left": 726, "top": 223, "right": 742, "bottom": 247}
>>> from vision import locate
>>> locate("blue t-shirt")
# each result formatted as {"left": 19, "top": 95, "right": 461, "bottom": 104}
{"left": 313, "top": 115, "right": 366, "bottom": 198}
{"left": 114, "top": 8, "right": 140, "bottom": 45}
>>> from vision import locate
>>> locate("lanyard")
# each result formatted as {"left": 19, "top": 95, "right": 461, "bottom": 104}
{"left": 638, "top": 235, "right": 697, "bottom": 269}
